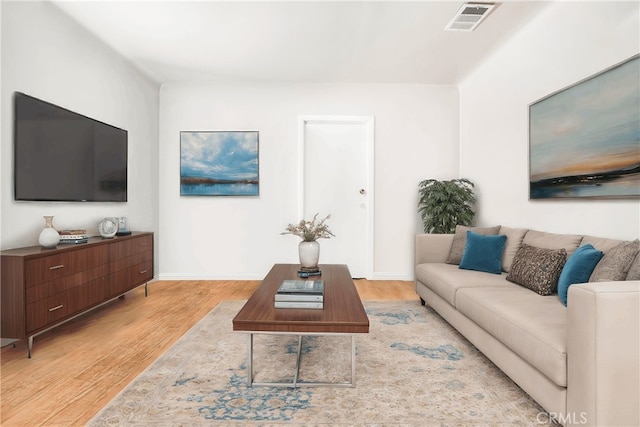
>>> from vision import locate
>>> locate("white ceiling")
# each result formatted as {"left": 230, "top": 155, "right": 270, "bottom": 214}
{"left": 51, "top": 1, "right": 550, "bottom": 85}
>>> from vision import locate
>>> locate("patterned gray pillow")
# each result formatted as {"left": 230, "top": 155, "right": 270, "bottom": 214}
{"left": 626, "top": 253, "right": 640, "bottom": 281}
{"left": 590, "top": 239, "right": 640, "bottom": 282}
{"left": 447, "top": 225, "right": 501, "bottom": 265}
{"left": 506, "top": 244, "right": 567, "bottom": 296}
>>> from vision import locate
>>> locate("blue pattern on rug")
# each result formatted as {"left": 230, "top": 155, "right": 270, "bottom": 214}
{"left": 391, "top": 342, "right": 465, "bottom": 360}
{"left": 366, "top": 307, "right": 424, "bottom": 325}
{"left": 446, "top": 379, "right": 466, "bottom": 390}
{"left": 177, "top": 372, "right": 313, "bottom": 421}
{"left": 285, "top": 336, "right": 317, "bottom": 354}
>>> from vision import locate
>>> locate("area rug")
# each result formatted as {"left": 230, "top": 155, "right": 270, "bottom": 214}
{"left": 88, "top": 300, "right": 551, "bottom": 426}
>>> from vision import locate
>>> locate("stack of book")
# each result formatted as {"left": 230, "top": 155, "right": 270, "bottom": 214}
{"left": 58, "top": 229, "right": 89, "bottom": 244}
{"left": 274, "top": 279, "right": 324, "bottom": 309}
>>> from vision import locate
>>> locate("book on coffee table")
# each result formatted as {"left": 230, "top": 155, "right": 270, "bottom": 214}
{"left": 276, "top": 279, "right": 324, "bottom": 295}
{"left": 274, "top": 301, "right": 324, "bottom": 309}
{"left": 275, "top": 279, "right": 324, "bottom": 308}
{"left": 275, "top": 293, "right": 323, "bottom": 302}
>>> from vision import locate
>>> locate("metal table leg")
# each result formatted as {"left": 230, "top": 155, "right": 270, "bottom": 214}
{"left": 247, "top": 333, "right": 357, "bottom": 388}
{"left": 248, "top": 333, "right": 254, "bottom": 387}
{"left": 293, "top": 335, "right": 303, "bottom": 387}
{"left": 351, "top": 335, "right": 356, "bottom": 387}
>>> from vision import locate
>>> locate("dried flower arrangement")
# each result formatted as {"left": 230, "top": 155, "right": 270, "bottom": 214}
{"left": 281, "top": 213, "right": 335, "bottom": 242}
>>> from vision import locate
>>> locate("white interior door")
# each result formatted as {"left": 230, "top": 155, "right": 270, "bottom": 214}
{"left": 298, "top": 116, "right": 374, "bottom": 278}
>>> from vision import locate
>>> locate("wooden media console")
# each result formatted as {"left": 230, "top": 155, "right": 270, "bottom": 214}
{"left": 1, "top": 232, "right": 154, "bottom": 357}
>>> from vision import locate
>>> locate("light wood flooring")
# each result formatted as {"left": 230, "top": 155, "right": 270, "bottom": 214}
{"left": 0, "top": 279, "right": 418, "bottom": 426}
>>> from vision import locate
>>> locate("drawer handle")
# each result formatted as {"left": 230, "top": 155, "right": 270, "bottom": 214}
{"left": 139, "top": 243, "right": 148, "bottom": 246}
{"left": 49, "top": 264, "right": 65, "bottom": 270}
{"left": 140, "top": 269, "right": 148, "bottom": 274}
{"left": 48, "top": 304, "right": 64, "bottom": 312}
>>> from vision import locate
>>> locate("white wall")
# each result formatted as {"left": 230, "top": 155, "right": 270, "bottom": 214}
{"left": 159, "top": 82, "right": 459, "bottom": 280}
{"left": 1, "top": 2, "right": 159, "bottom": 253}
{"left": 6, "top": 1, "right": 634, "bottom": 282}
{"left": 459, "top": 1, "right": 640, "bottom": 240}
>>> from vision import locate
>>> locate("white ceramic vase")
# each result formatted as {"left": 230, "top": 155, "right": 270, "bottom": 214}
{"left": 38, "top": 216, "right": 60, "bottom": 249}
{"left": 299, "top": 240, "right": 320, "bottom": 269}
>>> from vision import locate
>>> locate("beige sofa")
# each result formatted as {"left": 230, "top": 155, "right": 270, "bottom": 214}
{"left": 415, "top": 227, "right": 640, "bottom": 426}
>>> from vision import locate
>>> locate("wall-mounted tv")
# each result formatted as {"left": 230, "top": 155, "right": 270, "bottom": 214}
{"left": 14, "top": 92, "right": 128, "bottom": 202}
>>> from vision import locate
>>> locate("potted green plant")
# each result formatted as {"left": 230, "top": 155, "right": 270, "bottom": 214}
{"left": 417, "top": 178, "right": 476, "bottom": 234}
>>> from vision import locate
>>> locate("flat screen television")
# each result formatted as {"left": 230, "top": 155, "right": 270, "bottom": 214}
{"left": 14, "top": 92, "right": 128, "bottom": 202}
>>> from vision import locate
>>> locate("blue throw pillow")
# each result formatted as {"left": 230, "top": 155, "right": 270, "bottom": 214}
{"left": 459, "top": 231, "right": 507, "bottom": 275}
{"left": 557, "top": 244, "right": 604, "bottom": 306}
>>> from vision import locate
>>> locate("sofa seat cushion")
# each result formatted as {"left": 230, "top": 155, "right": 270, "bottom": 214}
{"left": 456, "top": 286, "right": 567, "bottom": 387}
{"left": 415, "top": 263, "right": 510, "bottom": 306}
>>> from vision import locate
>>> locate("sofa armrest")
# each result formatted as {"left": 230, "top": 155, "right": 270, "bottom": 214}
{"left": 415, "top": 234, "right": 454, "bottom": 266}
{"left": 567, "top": 281, "right": 640, "bottom": 427}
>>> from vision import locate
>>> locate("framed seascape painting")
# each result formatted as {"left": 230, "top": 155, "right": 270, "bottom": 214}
{"left": 180, "top": 131, "right": 259, "bottom": 196}
{"left": 529, "top": 54, "right": 640, "bottom": 199}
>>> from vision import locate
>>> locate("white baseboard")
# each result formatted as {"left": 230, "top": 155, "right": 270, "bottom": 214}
{"left": 370, "top": 272, "right": 414, "bottom": 281}
{"left": 158, "top": 273, "right": 265, "bottom": 281}
{"left": 158, "top": 272, "right": 415, "bottom": 281}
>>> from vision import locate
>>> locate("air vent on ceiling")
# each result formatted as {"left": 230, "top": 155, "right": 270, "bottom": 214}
{"left": 445, "top": 3, "right": 496, "bottom": 32}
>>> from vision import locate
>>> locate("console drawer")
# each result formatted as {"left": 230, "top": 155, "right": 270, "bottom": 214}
{"left": 110, "top": 260, "right": 153, "bottom": 296}
{"left": 109, "top": 251, "right": 152, "bottom": 273}
{"left": 26, "top": 264, "right": 110, "bottom": 303}
{"left": 109, "top": 235, "right": 152, "bottom": 260}
{"left": 25, "top": 251, "right": 87, "bottom": 288}
{"left": 26, "top": 293, "right": 70, "bottom": 333}
{"left": 67, "top": 276, "right": 111, "bottom": 314}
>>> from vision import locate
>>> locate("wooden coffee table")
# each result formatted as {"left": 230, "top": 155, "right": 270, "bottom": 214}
{"left": 232, "top": 263, "right": 369, "bottom": 387}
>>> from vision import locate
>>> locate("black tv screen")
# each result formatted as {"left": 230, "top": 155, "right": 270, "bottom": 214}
{"left": 14, "top": 92, "right": 127, "bottom": 202}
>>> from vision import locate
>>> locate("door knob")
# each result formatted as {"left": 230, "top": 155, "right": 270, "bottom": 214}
{"left": 359, "top": 189, "right": 366, "bottom": 195}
